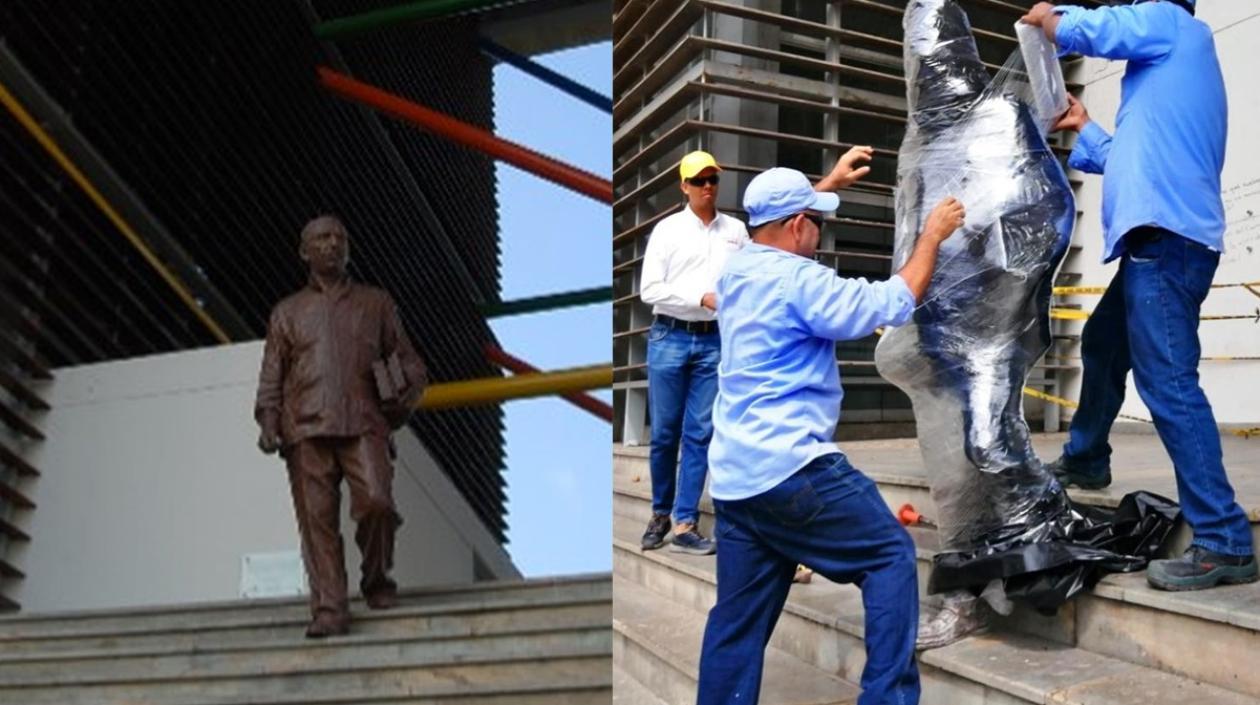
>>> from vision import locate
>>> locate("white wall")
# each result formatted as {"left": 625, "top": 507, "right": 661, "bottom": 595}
{"left": 5, "top": 341, "right": 516, "bottom": 614}
{"left": 1061, "top": 0, "right": 1260, "bottom": 426}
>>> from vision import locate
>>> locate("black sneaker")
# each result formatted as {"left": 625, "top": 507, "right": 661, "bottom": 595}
{"left": 669, "top": 526, "right": 716, "bottom": 555}
{"left": 641, "top": 513, "right": 671, "bottom": 551}
{"left": 1147, "top": 545, "right": 1259, "bottom": 591}
{"left": 1045, "top": 454, "right": 1112, "bottom": 490}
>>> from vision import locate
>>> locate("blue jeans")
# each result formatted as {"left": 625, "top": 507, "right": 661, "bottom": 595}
{"left": 1064, "top": 227, "right": 1252, "bottom": 556}
{"left": 697, "top": 454, "right": 920, "bottom": 705}
{"left": 648, "top": 321, "right": 720, "bottom": 526}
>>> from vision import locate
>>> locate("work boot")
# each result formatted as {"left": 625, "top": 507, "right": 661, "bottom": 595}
{"left": 1045, "top": 454, "right": 1111, "bottom": 490}
{"left": 305, "top": 611, "right": 350, "bottom": 639}
{"left": 641, "top": 513, "right": 671, "bottom": 551}
{"left": 669, "top": 524, "right": 716, "bottom": 555}
{"left": 916, "top": 591, "right": 991, "bottom": 650}
{"left": 1147, "top": 545, "right": 1259, "bottom": 591}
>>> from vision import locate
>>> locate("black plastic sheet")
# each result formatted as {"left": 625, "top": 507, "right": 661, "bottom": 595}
{"left": 929, "top": 491, "right": 1181, "bottom": 614}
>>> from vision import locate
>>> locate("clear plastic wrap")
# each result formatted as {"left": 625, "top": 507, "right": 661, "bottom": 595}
{"left": 875, "top": 0, "right": 1077, "bottom": 554}
{"left": 875, "top": 2, "right": 1181, "bottom": 616}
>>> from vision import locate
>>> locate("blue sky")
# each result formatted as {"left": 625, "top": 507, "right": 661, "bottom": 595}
{"left": 490, "top": 41, "right": 611, "bottom": 576}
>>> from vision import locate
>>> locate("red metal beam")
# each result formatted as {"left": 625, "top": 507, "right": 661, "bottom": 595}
{"left": 317, "top": 66, "right": 612, "bottom": 204}
{"left": 485, "top": 345, "right": 613, "bottom": 423}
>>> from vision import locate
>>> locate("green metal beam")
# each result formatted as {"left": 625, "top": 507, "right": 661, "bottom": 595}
{"left": 481, "top": 286, "right": 612, "bottom": 318}
{"left": 315, "top": 0, "right": 525, "bottom": 40}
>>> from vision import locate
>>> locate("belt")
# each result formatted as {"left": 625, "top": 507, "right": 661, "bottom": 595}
{"left": 655, "top": 314, "right": 718, "bottom": 334}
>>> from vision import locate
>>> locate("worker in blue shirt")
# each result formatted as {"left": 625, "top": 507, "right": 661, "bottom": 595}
{"left": 1023, "top": 0, "right": 1257, "bottom": 590}
{"left": 694, "top": 164, "right": 965, "bottom": 705}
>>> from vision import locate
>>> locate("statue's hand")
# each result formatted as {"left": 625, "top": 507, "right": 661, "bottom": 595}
{"left": 258, "top": 428, "right": 283, "bottom": 455}
{"left": 383, "top": 402, "right": 412, "bottom": 430}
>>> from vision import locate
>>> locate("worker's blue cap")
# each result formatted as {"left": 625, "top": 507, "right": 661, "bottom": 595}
{"left": 744, "top": 168, "right": 839, "bottom": 228}
{"left": 1118, "top": 0, "right": 1193, "bottom": 11}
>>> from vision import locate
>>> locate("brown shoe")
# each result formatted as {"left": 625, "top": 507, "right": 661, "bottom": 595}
{"left": 365, "top": 590, "right": 398, "bottom": 610}
{"left": 305, "top": 612, "right": 350, "bottom": 638}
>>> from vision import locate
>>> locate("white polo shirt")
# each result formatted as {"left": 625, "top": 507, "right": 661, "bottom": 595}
{"left": 640, "top": 206, "right": 750, "bottom": 322}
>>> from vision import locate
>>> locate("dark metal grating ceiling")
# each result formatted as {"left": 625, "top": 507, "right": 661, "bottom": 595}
{"left": 0, "top": 0, "right": 511, "bottom": 542}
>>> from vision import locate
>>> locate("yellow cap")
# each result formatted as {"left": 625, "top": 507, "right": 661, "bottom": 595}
{"left": 679, "top": 150, "right": 721, "bottom": 181}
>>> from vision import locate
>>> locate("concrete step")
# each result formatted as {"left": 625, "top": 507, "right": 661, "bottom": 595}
{"left": 618, "top": 469, "right": 1260, "bottom": 696}
{"left": 615, "top": 446, "right": 1260, "bottom": 695}
{"left": 0, "top": 617, "right": 609, "bottom": 685}
{"left": 0, "top": 573, "right": 608, "bottom": 642}
{"left": 612, "top": 665, "right": 668, "bottom": 705}
{"left": 0, "top": 574, "right": 612, "bottom": 705}
{"left": 616, "top": 460, "right": 1260, "bottom": 696}
{"left": 614, "top": 575, "right": 859, "bottom": 705}
{"left": 0, "top": 577, "right": 609, "bottom": 656}
{"left": 613, "top": 515, "right": 1260, "bottom": 705}
{"left": 614, "top": 434, "right": 1260, "bottom": 550}
{"left": 0, "top": 655, "right": 613, "bottom": 705}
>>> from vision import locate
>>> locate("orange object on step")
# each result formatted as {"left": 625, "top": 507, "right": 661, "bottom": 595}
{"left": 897, "top": 504, "right": 923, "bottom": 526}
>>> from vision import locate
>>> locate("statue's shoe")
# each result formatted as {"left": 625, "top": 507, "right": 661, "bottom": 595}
{"left": 305, "top": 612, "right": 350, "bottom": 638}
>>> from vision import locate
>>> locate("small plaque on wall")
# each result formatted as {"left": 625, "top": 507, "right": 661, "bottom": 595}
{"left": 240, "top": 551, "right": 307, "bottom": 599}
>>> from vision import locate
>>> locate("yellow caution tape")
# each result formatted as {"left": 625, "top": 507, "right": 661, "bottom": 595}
{"left": 1049, "top": 308, "right": 1092, "bottom": 321}
{"left": 874, "top": 315, "right": 1254, "bottom": 438}
{"left": 1052, "top": 286, "right": 1110, "bottom": 296}
{"left": 1055, "top": 281, "right": 1260, "bottom": 297}
{"left": 1021, "top": 386, "right": 1153, "bottom": 424}
{"left": 1023, "top": 386, "right": 1257, "bottom": 438}
{"left": 1051, "top": 307, "right": 1260, "bottom": 323}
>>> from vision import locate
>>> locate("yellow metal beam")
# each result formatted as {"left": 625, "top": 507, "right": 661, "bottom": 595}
{"left": 0, "top": 76, "right": 232, "bottom": 344}
{"left": 418, "top": 364, "right": 612, "bottom": 410}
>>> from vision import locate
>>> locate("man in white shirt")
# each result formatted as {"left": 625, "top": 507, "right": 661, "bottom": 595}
{"left": 638, "top": 150, "right": 749, "bottom": 555}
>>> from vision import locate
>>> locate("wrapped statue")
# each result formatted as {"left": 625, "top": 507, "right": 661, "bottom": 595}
{"left": 874, "top": 0, "right": 1178, "bottom": 646}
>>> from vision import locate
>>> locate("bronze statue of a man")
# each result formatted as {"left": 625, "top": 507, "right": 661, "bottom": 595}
{"left": 255, "top": 215, "right": 427, "bottom": 638}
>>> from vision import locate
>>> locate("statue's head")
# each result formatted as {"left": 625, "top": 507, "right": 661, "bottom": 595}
{"left": 299, "top": 215, "right": 350, "bottom": 278}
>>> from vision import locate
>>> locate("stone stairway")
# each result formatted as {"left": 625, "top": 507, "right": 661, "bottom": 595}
{"left": 613, "top": 434, "right": 1260, "bottom": 704}
{"left": 0, "top": 573, "right": 612, "bottom": 704}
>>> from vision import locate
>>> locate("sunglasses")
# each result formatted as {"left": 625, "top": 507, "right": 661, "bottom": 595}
{"left": 686, "top": 174, "right": 720, "bottom": 187}
{"left": 782, "top": 212, "right": 824, "bottom": 230}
